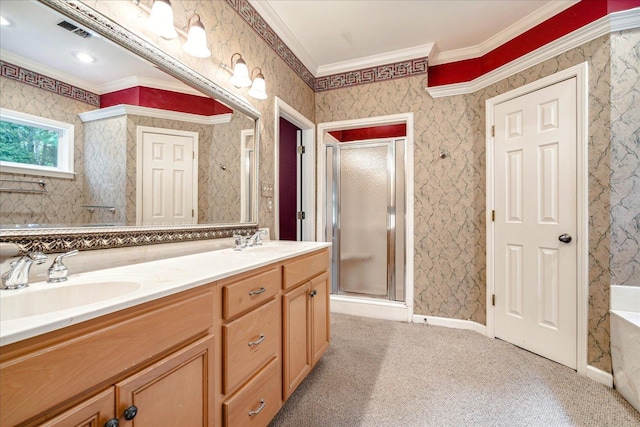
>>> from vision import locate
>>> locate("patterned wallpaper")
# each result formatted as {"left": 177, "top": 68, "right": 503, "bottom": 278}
{"left": 0, "top": 76, "right": 92, "bottom": 225}
{"left": 315, "top": 32, "right": 635, "bottom": 373}
{"left": 70, "top": 1, "right": 637, "bottom": 373}
{"left": 609, "top": 29, "right": 640, "bottom": 288}
{"left": 83, "top": 116, "right": 127, "bottom": 225}
{"left": 81, "top": 0, "right": 317, "bottom": 236}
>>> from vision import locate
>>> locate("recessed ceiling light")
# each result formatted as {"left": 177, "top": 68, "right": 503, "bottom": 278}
{"left": 0, "top": 15, "right": 11, "bottom": 26}
{"left": 74, "top": 52, "right": 95, "bottom": 63}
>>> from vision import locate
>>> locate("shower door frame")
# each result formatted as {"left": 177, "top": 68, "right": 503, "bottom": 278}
{"left": 317, "top": 113, "right": 415, "bottom": 322}
{"left": 328, "top": 140, "right": 399, "bottom": 301}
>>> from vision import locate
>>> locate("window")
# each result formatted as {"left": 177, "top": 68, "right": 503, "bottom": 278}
{"left": 0, "top": 108, "right": 75, "bottom": 179}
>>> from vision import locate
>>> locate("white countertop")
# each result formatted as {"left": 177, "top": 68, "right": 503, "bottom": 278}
{"left": 0, "top": 241, "right": 331, "bottom": 346}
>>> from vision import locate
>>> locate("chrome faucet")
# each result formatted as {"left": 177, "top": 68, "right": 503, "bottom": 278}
{"left": 1, "top": 252, "right": 48, "bottom": 290}
{"left": 234, "top": 234, "right": 247, "bottom": 251}
{"left": 246, "top": 230, "right": 267, "bottom": 247}
{"left": 48, "top": 250, "right": 79, "bottom": 283}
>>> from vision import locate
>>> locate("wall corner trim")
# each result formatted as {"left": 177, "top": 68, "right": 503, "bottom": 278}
{"left": 586, "top": 365, "right": 614, "bottom": 388}
{"left": 426, "top": 7, "right": 640, "bottom": 98}
{"left": 413, "top": 315, "right": 487, "bottom": 335}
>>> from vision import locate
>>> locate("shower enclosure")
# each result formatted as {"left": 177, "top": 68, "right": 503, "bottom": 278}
{"left": 325, "top": 138, "right": 406, "bottom": 302}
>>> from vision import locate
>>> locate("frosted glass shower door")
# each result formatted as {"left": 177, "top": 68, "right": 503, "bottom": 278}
{"left": 338, "top": 144, "right": 390, "bottom": 296}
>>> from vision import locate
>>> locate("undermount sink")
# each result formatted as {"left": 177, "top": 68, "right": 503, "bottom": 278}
{"left": 245, "top": 241, "right": 301, "bottom": 254}
{"left": 0, "top": 280, "right": 142, "bottom": 321}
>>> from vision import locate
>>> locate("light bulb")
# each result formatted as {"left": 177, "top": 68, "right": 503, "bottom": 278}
{"left": 147, "top": 0, "right": 178, "bottom": 39}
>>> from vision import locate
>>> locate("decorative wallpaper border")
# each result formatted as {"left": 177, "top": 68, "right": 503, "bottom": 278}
{"left": 315, "top": 58, "right": 429, "bottom": 92}
{"left": 0, "top": 224, "right": 258, "bottom": 254}
{"left": 226, "top": 0, "right": 430, "bottom": 92}
{"left": 0, "top": 60, "right": 100, "bottom": 107}
{"left": 226, "top": 0, "right": 316, "bottom": 90}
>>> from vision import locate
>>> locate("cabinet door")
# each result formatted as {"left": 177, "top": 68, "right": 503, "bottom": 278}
{"left": 282, "top": 282, "right": 311, "bottom": 400}
{"left": 310, "top": 272, "right": 330, "bottom": 366}
{"left": 39, "top": 388, "right": 116, "bottom": 427}
{"left": 115, "top": 335, "right": 214, "bottom": 427}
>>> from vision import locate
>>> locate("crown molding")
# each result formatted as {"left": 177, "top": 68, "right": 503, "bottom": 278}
{"left": 0, "top": 49, "right": 99, "bottom": 93}
{"left": 97, "top": 75, "right": 205, "bottom": 97}
{"left": 428, "top": 0, "right": 579, "bottom": 65}
{"left": 79, "top": 104, "right": 232, "bottom": 125}
{"left": 248, "top": 0, "right": 319, "bottom": 74}
{"left": 316, "top": 43, "right": 434, "bottom": 77}
{"left": 426, "top": 7, "right": 640, "bottom": 98}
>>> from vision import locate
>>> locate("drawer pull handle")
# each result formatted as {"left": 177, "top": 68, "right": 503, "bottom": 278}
{"left": 248, "top": 287, "right": 266, "bottom": 296}
{"left": 248, "top": 334, "right": 265, "bottom": 347}
{"left": 309, "top": 289, "right": 318, "bottom": 298}
{"left": 248, "top": 399, "right": 266, "bottom": 416}
{"left": 104, "top": 418, "right": 119, "bottom": 427}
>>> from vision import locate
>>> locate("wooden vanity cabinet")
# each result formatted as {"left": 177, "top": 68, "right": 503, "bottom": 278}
{"left": 0, "top": 247, "right": 330, "bottom": 427}
{"left": 282, "top": 251, "right": 330, "bottom": 400}
{"left": 0, "top": 285, "right": 215, "bottom": 427}
{"left": 218, "top": 266, "right": 283, "bottom": 427}
{"left": 37, "top": 388, "right": 116, "bottom": 427}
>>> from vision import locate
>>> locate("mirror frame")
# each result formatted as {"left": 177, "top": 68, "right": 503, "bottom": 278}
{"left": 0, "top": 0, "right": 261, "bottom": 253}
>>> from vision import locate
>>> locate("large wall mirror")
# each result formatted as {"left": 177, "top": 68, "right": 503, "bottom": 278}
{"left": 0, "top": 0, "right": 260, "bottom": 251}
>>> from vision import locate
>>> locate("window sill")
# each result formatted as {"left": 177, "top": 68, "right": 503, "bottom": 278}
{"left": 0, "top": 163, "right": 76, "bottom": 180}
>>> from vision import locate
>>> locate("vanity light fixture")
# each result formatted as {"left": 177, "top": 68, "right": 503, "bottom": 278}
{"left": 247, "top": 68, "right": 267, "bottom": 100}
{"left": 182, "top": 14, "right": 210, "bottom": 58}
{"left": 147, "top": 0, "right": 178, "bottom": 39}
{"left": 224, "top": 53, "right": 252, "bottom": 88}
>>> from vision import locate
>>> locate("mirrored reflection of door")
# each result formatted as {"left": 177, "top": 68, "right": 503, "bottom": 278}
{"left": 139, "top": 127, "right": 198, "bottom": 226}
{"left": 326, "top": 139, "right": 405, "bottom": 301}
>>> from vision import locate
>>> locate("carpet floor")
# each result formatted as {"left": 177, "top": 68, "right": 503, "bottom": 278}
{"left": 270, "top": 313, "right": 640, "bottom": 427}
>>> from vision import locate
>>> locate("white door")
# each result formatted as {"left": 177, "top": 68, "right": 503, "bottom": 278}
{"left": 493, "top": 77, "right": 577, "bottom": 369}
{"left": 140, "top": 128, "right": 197, "bottom": 225}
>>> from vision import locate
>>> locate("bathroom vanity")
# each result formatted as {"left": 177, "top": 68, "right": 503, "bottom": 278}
{"left": 0, "top": 242, "right": 330, "bottom": 427}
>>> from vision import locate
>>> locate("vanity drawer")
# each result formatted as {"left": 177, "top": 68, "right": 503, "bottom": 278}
{"left": 222, "top": 267, "right": 280, "bottom": 320}
{"left": 283, "top": 249, "right": 330, "bottom": 291}
{"left": 222, "top": 357, "right": 281, "bottom": 427}
{"left": 222, "top": 298, "right": 280, "bottom": 394}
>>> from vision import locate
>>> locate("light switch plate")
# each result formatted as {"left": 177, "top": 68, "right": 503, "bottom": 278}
{"left": 261, "top": 181, "right": 273, "bottom": 197}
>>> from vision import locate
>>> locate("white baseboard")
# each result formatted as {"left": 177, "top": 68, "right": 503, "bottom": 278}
{"left": 586, "top": 365, "right": 614, "bottom": 388}
{"left": 330, "top": 295, "right": 411, "bottom": 322}
{"left": 412, "top": 315, "right": 487, "bottom": 335}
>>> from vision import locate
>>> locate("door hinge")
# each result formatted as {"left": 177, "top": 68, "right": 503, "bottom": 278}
{"left": 192, "top": 209, "right": 195, "bottom": 217}
{"left": 492, "top": 294, "right": 495, "bottom": 306}
{"left": 491, "top": 210, "right": 495, "bottom": 221}
{"left": 297, "top": 145, "right": 305, "bottom": 155}
{"left": 491, "top": 125, "right": 495, "bottom": 137}
{"left": 193, "top": 151, "right": 195, "bottom": 159}
{"left": 297, "top": 211, "right": 305, "bottom": 220}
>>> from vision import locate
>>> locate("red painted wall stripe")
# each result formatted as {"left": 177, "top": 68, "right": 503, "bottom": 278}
{"left": 100, "top": 86, "right": 233, "bottom": 115}
{"left": 428, "top": 0, "right": 640, "bottom": 87}
{"left": 329, "top": 124, "right": 407, "bottom": 142}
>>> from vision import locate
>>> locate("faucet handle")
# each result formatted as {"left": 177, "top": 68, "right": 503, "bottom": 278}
{"left": 47, "top": 250, "right": 78, "bottom": 283}
{"left": 233, "top": 234, "right": 245, "bottom": 251}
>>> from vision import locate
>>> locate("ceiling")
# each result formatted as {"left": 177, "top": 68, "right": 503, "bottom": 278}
{"left": 0, "top": 0, "right": 580, "bottom": 92}
{"left": 0, "top": 0, "right": 189, "bottom": 95}
{"left": 249, "top": 0, "right": 579, "bottom": 76}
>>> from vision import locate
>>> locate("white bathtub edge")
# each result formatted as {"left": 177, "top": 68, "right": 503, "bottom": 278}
{"left": 610, "top": 285, "right": 640, "bottom": 312}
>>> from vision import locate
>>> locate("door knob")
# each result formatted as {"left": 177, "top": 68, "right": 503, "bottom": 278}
{"left": 558, "top": 234, "right": 572, "bottom": 243}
